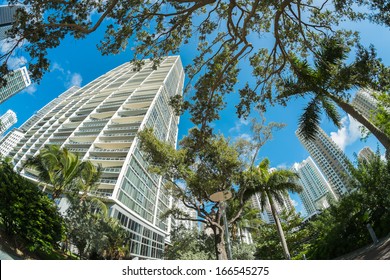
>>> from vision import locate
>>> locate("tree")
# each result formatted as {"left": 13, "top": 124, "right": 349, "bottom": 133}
{"left": 277, "top": 37, "right": 390, "bottom": 152}
{"left": 254, "top": 209, "right": 310, "bottom": 260}
{"left": 139, "top": 127, "right": 258, "bottom": 260}
{"left": 241, "top": 158, "right": 302, "bottom": 259}
{"left": 306, "top": 150, "right": 390, "bottom": 259}
{"left": 23, "top": 145, "right": 82, "bottom": 200}
{"left": 0, "top": 158, "right": 64, "bottom": 255}
{"left": 165, "top": 226, "right": 214, "bottom": 260}
{"left": 2, "top": 1, "right": 389, "bottom": 141}
{"left": 371, "top": 91, "right": 390, "bottom": 139}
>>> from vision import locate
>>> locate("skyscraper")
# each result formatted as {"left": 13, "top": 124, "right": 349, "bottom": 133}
{"left": 10, "top": 56, "right": 184, "bottom": 259}
{"left": 292, "top": 157, "right": 338, "bottom": 217}
{"left": 0, "top": 5, "right": 18, "bottom": 41}
{"left": 0, "top": 109, "right": 17, "bottom": 135}
{"left": 296, "top": 128, "right": 351, "bottom": 198}
{"left": 0, "top": 127, "right": 24, "bottom": 157}
{"left": 351, "top": 88, "right": 378, "bottom": 120}
{"left": 358, "top": 146, "right": 375, "bottom": 162}
{"left": 0, "top": 66, "right": 31, "bottom": 104}
{"left": 251, "top": 177, "right": 295, "bottom": 225}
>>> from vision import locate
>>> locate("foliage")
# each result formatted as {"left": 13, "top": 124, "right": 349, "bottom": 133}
{"left": 306, "top": 150, "right": 390, "bottom": 259}
{"left": 64, "top": 195, "right": 131, "bottom": 260}
{"left": 254, "top": 210, "right": 309, "bottom": 260}
{"left": 231, "top": 242, "right": 256, "bottom": 260}
{"left": 0, "top": 159, "right": 64, "bottom": 254}
{"left": 164, "top": 226, "right": 214, "bottom": 260}
{"left": 371, "top": 92, "right": 390, "bottom": 138}
{"left": 239, "top": 157, "right": 302, "bottom": 259}
{"left": 139, "top": 127, "right": 247, "bottom": 259}
{"left": 23, "top": 145, "right": 83, "bottom": 199}
{"left": 276, "top": 37, "right": 390, "bottom": 150}
{"left": 138, "top": 113, "right": 288, "bottom": 259}
{"left": 2, "top": 1, "right": 389, "bottom": 140}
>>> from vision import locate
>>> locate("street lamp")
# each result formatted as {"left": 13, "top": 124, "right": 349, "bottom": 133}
{"left": 210, "top": 190, "right": 233, "bottom": 260}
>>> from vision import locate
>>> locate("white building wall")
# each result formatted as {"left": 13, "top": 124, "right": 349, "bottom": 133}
{"left": 10, "top": 56, "right": 184, "bottom": 259}
{"left": 0, "top": 127, "right": 24, "bottom": 157}
{"left": 296, "top": 127, "right": 351, "bottom": 198}
{"left": 0, "top": 109, "right": 17, "bottom": 135}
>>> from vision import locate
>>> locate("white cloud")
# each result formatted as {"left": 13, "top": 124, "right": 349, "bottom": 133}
{"left": 291, "top": 199, "right": 299, "bottom": 207}
{"left": 22, "top": 84, "right": 37, "bottom": 95}
{"left": 1, "top": 38, "right": 28, "bottom": 70}
{"left": 276, "top": 163, "right": 288, "bottom": 170}
{"left": 330, "top": 115, "right": 363, "bottom": 151}
{"left": 51, "top": 62, "right": 65, "bottom": 73}
{"left": 7, "top": 56, "right": 27, "bottom": 69}
{"left": 229, "top": 118, "right": 250, "bottom": 133}
{"left": 67, "top": 72, "right": 83, "bottom": 87}
{"left": 51, "top": 63, "right": 83, "bottom": 88}
{"left": 237, "top": 133, "right": 252, "bottom": 141}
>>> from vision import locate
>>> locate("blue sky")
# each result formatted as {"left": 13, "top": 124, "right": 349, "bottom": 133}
{"left": 0, "top": 5, "right": 389, "bottom": 216}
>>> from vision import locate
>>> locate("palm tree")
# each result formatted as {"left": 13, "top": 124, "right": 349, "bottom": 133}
{"left": 277, "top": 37, "right": 390, "bottom": 153}
{"left": 24, "top": 145, "right": 82, "bottom": 200}
{"left": 253, "top": 158, "right": 302, "bottom": 260}
{"left": 76, "top": 160, "right": 102, "bottom": 202}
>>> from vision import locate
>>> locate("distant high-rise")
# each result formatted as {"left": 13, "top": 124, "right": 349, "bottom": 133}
{"left": 0, "top": 109, "right": 17, "bottom": 135}
{"left": 358, "top": 146, "right": 375, "bottom": 162}
{"left": 351, "top": 88, "right": 378, "bottom": 120}
{"left": 0, "top": 5, "right": 18, "bottom": 41}
{"left": 0, "top": 127, "right": 24, "bottom": 157}
{"left": 292, "top": 157, "right": 337, "bottom": 217}
{"left": 0, "top": 66, "right": 31, "bottom": 104}
{"left": 251, "top": 174, "right": 295, "bottom": 225}
{"left": 171, "top": 200, "right": 198, "bottom": 231}
{"left": 296, "top": 128, "right": 351, "bottom": 198}
{"left": 11, "top": 56, "right": 184, "bottom": 259}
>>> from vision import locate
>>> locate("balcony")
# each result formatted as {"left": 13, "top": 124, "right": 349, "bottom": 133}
{"left": 101, "top": 167, "right": 122, "bottom": 174}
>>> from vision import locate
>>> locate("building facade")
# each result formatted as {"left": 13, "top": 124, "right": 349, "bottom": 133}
{"left": 0, "top": 127, "right": 24, "bottom": 157}
{"left": 0, "top": 66, "right": 31, "bottom": 104}
{"left": 296, "top": 128, "right": 351, "bottom": 198}
{"left": 292, "top": 157, "right": 337, "bottom": 217}
{"left": 0, "top": 5, "right": 18, "bottom": 41}
{"left": 10, "top": 56, "right": 184, "bottom": 259}
{"left": 251, "top": 184, "right": 295, "bottom": 225}
{"left": 351, "top": 88, "right": 378, "bottom": 120}
{"left": 358, "top": 146, "right": 375, "bottom": 162}
{"left": 0, "top": 109, "right": 17, "bottom": 136}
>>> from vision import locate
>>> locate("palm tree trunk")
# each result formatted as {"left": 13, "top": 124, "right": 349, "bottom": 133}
{"left": 267, "top": 194, "right": 291, "bottom": 260}
{"left": 329, "top": 95, "right": 390, "bottom": 153}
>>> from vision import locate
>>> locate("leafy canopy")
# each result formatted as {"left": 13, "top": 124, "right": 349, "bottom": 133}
{"left": 2, "top": 0, "right": 390, "bottom": 135}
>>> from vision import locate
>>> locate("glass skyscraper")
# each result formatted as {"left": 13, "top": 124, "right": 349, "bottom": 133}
{"left": 0, "top": 5, "right": 18, "bottom": 41}
{"left": 10, "top": 56, "right": 184, "bottom": 259}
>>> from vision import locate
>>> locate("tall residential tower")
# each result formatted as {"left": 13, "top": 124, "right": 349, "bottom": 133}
{"left": 0, "top": 109, "right": 17, "bottom": 135}
{"left": 10, "top": 56, "right": 184, "bottom": 259}
{"left": 0, "top": 66, "right": 31, "bottom": 104}
{"left": 0, "top": 5, "right": 18, "bottom": 41}
{"left": 296, "top": 128, "right": 351, "bottom": 198}
{"left": 292, "top": 157, "right": 337, "bottom": 217}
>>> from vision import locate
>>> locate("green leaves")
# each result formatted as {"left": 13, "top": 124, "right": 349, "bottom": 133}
{"left": 0, "top": 159, "right": 65, "bottom": 254}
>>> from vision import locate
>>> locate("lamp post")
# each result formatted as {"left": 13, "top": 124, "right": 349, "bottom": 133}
{"left": 210, "top": 190, "right": 233, "bottom": 260}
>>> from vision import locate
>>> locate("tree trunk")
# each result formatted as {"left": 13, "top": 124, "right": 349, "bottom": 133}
{"left": 329, "top": 95, "right": 390, "bottom": 153}
{"left": 268, "top": 194, "right": 291, "bottom": 260}
{"left": 213, "top": 226, "right": 228, "bottom": 260}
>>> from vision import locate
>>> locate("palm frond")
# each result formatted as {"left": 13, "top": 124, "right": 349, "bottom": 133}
{"left": 320, "top": 96, "right": 341, "bottom": 128}
{"left": 297, "top": 98, "right": 321, "bottom": 141}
